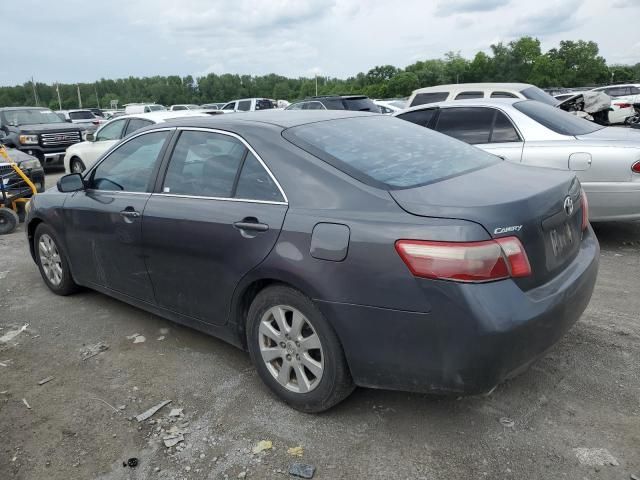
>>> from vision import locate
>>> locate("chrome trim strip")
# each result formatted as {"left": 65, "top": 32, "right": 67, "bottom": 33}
{"left": 150, "top": 192, "right": 287, "bottom": 205}
{"left": 84, "top": 189, "right": 150, "bottom": 196}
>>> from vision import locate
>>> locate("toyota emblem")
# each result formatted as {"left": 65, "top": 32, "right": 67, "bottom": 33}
{"left": 564, "top": 196, "right": 574, "bottom": 216}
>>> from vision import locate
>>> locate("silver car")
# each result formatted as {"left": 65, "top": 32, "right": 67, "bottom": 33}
{"left": 394, "top": 99, "right": 640, "bottom": 222}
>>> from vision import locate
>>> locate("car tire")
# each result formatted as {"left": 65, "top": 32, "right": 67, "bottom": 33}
{"left": 0, "top": 207, "right": 19, "bottom": 235}
{"left": 34, "top": 223, "right": 79, "bottom": 295}
{"left": 247, "top": 285, "right": 354, "bottom": 412}
{"left": 70, "top": 157, "right": 86, "bottom": 174}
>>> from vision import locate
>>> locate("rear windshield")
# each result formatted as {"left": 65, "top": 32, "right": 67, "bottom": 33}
{"left": 69, "top": 111, "right": 94, "bottom": 120}
{"left": 342, "top": 97, "right": 380, "bottom": 112}
{"left": 513, "top": 100, "right": 604, "bottom": 136}
{"left": 520, "top": 86, "right": 558, "bottom": 106}
{"left": 283, "top": 116, "right": 500, "bottom": 189}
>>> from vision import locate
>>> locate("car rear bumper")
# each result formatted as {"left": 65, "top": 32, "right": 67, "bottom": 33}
{"left": 316, "top": 227, "right": 599, "bottom": 394}
{"left": 583, "top": 181, "right": 640, "bottom": 221}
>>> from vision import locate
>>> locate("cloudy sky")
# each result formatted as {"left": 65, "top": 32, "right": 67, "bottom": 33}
{"left": 2, "top": 0, "right": 639, "bottom": 86}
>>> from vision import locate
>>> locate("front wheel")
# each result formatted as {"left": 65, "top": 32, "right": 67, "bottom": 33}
{"left": 247, "top": 285, "right": 354, "bottom": 412}
{"left": 34, "top": 223, "right": 79, "bottom": 295}
{"left": 70, "top": 157, "right": 86, "bottom": 174}
{"left": 0, "top": 207, "right": 19, "bottom": 235}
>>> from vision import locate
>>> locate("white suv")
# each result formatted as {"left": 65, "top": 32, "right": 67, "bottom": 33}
{"left": 220, "top": 98, "right": 275, "bottom": 113}
{"left": 406, "top": 83, "right": 558, "bottom": 108}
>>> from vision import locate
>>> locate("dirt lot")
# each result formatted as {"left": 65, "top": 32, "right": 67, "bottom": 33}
{"left": 1, "top": 170, "right": 639, "bottom": 480}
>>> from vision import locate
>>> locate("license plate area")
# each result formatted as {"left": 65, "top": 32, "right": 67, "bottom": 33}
{"left": 544, "top": 219, "right": 580, "bottom": 271}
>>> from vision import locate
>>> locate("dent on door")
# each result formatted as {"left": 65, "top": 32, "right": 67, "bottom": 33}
{"left": 568, "top": 152, "right": 592, "bottom": 171}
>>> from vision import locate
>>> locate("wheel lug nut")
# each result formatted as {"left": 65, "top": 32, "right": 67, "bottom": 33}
{"left": 296, "top": 354, "right": 300, "bottom": 360}
{"left": 286, "top": 354, "right": 291, "bottom": 361}
{"left": 295, "top": 341, "right": 300, "bottom": 347}
{"left": 280, "top": 342, "right": 286, "bottom": 348}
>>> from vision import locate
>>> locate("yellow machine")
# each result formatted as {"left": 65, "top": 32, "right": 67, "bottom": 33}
{"left": 0, "top": 145, "right": 38, "bottom": 234}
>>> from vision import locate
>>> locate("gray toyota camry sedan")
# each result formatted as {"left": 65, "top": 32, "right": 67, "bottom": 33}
{"left": 25, "top": 111, "right": 599, "bottom": 412}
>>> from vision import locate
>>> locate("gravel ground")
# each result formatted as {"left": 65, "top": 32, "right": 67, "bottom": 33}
{"left": 0, "top": 170, "right": 639, "bottom": 479}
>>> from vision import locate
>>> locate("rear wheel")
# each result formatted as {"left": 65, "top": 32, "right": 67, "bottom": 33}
{"left": 34, "top": 223, "right": 79, "bottom": 295}
{"left": 70, "top": 157, "right": 86, "bottom": 174}
{"left": 247, "top": 285, "right": 354, "bottom": 412}
{"left": 0, "top": 208, "right": 19, "bottom": 235}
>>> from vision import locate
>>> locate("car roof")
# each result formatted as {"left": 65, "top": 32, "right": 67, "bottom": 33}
{"left": 399, "top": 98, "right": 523, "bottom": 113}
{"left": 592, "top": 83, "right": 640, "bottom": 89}
{"left": 0, "top": 106, "right": 53, "bottom": 111}
{"left": 411, "top": 83, "right": 533, "bottom": 94}
{"left": 308, "top": 95, "right": 368, "bottom": 100}
{"left": 149, "top": 110, "right": 378, "bottom": 129}
{"left": 111, "top": 111, "right": 208, "bottom": 122}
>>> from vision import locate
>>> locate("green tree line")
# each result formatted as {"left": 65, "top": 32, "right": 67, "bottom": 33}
{"left": 1, "top": 37, "right": 638, "bottom": 109}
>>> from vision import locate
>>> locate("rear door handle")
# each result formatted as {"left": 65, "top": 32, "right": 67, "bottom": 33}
{"left": 233, "top": 217, "right": 269, "bottom": 232}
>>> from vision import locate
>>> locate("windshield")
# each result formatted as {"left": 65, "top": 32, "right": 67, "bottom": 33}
{"left": 284, "top": 116, "right": 499, "bottom": 189}
{"left": 69, "top": 110, "right": 95, "bottom": 120}
{"left": 520, "top": 86, "right": 558, "bottom": 106}
{"left": 1, "top": 109, "right": 64, "bottom": 126}
{"left": 148, "top": 105, "right": 166, "bottom": 112}
{"left": 514, "top": 100, "right": 604, "bottom": 136}
{"left": 389, "top": 100, "right": 407, "bottom": 109}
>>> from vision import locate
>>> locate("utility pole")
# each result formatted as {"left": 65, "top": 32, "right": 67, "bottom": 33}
{"left": 94, "top": 85, "right": 100, "bottom": 109}
{"left": 77, "top": 85, "right": 82, "bottom": 108}
{"left": 31, "top": 77, "right": 39, "bottom": 106}
{"left": 55, "top": 83, "right": 62, "bottom": 110}
{"left": 315, "top": 74, "right": 318, "bottom": 96}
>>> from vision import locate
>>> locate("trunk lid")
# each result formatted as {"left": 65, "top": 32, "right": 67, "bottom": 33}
{"left": 389, "top": 162, "right": 583, "bottom": 289}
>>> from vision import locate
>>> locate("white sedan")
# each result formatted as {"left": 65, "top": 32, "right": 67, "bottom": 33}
{"left": 63, "top": 111, "right": 207, "bottom": 173}
{"left": 394, "top": 98, "right": 640, "bottom": 222}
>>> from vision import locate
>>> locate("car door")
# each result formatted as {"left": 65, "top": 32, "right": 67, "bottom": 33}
{"left": 434, "top": 107, "right": 524, "bottom": 162}
{"left": 63, "top": 129, "right": 172, "bottom": 302}
{"left": 142, "top": 128, "right": 288, "bottom": 325}
{"left": 82, "top": 118, "right": 128, "bottom": 168}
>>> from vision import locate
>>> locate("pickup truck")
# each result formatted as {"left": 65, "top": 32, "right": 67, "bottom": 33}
{"left": 0, "top": 107, "right": 85, "bottom": 168}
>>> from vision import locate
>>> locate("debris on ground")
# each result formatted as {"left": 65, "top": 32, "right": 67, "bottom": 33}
{"left": 22, "top": 398, "right": 31, "bottom": 409}
{"left": 0, "top": 270, "right": 8, "bottom": 280}
{"left": 252, "top": 440, "right": 273, "bottom": 454}
{"left": 168, "top": 408, "right": 183, "bottom": 417}
{"left": 287, "top": 446, "right": 304, "bottom": 457}
{"left": 573, "top": 448, "right": 619, "bottom": 467}
{"left": 499, "top": 417, "right": 515, "bottom": 428}
{"left": 81, "top": 342, "right": 109, "bottom": 361}
{"left": 126, "top": 457, "right": 138, "bottom": 468}
{"left": 159, "top": 328, "right": 169, "bottom": 335}
{"left": 135, "top": 400, "right": 172, "bottom": 422}
{"left": 0, "top": 324, "right": 29, "bottom": 344}
{"left": 289, "top": 462, "right": 316, "bottom": 479}
{"left": 631, "top": 474, "right": 639, "bottom": 480}
{"left": 127, "top": 333, "right": 146, "bottom": 344}
{"left": 37, "top": 376, "right": 55, "bottom": 386}
{"left": 157, "top": 336, "right": 165, "bottom": 341}
{"left": 162, "top": 425, "right": 188, "bottom": 448}
{"left": 237, "top": 471, "right": 247, "bottom": 478}
{"left": 0, "top": 359, "right": 13, "bottom": 367}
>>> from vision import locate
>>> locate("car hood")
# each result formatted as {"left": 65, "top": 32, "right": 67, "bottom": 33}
{"left": 14, "top": 123, "right": 84, "bottom": 134}
{"left": 3, "top": 147, "right": 37, "bottom": 164}
{"left": 576, "top": 126, "right": 640, "bottom": 142}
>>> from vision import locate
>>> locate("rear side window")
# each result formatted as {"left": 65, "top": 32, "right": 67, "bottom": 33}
{"left": 237, "top": 100, "right": 252, "bottom": 111}
{"left": 605, "top": 87, "right": 630, "bottom": 97}
{"left": 396, "top": 109, "right": 436, "bottom": 127}
{"left": 410, "top": 92, "right": 449, "bottom": 107}
{"left": 235, "top": 152, "right": 284, "bottom": 202}
{"left": 69, "top": 111, "right": 94, "bottom": 120}
{"left": 454, "top": 91, "right": 483, "bottom": 100}
{"left": 96, "top": 119, "right": 126, "bottom": 141}
{"left": 172, "top": 105, "right": 187, "bottom": 111}
{"left": 320, "top": 99, "right": 345, "bottom": 110}
{"left": 255, "top": 99, "right": 274, "bottom": 110}
{"left": 491, "top": 111, "right": 521, "bottom": 142}
{"left": 342, "top": 97, "right": 379, "bottom": 112}
{"left": 435, "top": 107, "right": 494, "bottom": 144}
{"left": 162, "top": 131, "right": 246, "bottom": 198}
{"left": 630, "top": 86, "right": 640, "bottom": 95}
{"left": 125, "top": 118, "right": 153, "bottom": 136}
{"left": 303, "top": 101, "right": 325, "bottom": 110}
{"left": 491, "top": 91, "right": 518, "bottom": 98}
{"left": 284, "top": 116, "right": 499, "bottom": 189}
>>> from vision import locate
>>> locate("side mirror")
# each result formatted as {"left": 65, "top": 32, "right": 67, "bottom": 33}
{"left": 85, "top": 132, "right": 95, "bottom": 142}
{"left": 57, "top": 173, "right": 85, "bottom": 193}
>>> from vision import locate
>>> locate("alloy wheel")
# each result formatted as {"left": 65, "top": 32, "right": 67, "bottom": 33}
{"left": 38, "top": 233, "right": 63, "bottom": 286}
{"left": 258, "top": 305, "right": 324, "bottom": 393}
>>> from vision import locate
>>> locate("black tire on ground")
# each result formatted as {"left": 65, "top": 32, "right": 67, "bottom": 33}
{"left": 34, "top": 223, "right": 80, "bottom": 296}
{"left": 246, "top": 285, "right": 354, "bottom": 413}
{"left": 70, "top": 157, "right": 86, "bottom": 174}
{"left": 0, "top": 207, "right": 19, "bottom": 235}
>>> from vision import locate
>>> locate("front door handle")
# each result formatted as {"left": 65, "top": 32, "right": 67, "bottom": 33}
{"left": 120, "top": 209, "right": 140, "bottom": 219}
{"left": 233, "top": 217, "right": 269, "bottom": 232}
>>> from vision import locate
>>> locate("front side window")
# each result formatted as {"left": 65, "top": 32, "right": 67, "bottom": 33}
{"left": 435, "top": 107, "right": 493, "bottom": 144}
{"left": 162, "top": 130, "right": 246, "bottom": 198}
{"left": 222, "top": 102, "right": 236, "bottom": 111}
{"left": 90, "top": 131, "right": 169, "bottom": 192}
{"left": 605, "top": 87, "right": 629, "bottom": 98}
{"left": 303, "top": 102, "right": 325, "bottom": 110}
{"left": 237, "top": 100, "right": 252, "bottom": 111}
{"left": 95, "top": 119, "right": 126, "bottom": 141}
{"left": 284, "top": 116, "right": 499, "bottom": 189}
{"left": 125, "top": 118, "right": 153, "bottom": 136}
{"left": 286, "top": 102, "right": 304, "bottom": 110}
{"left": 396, "top": 109, "right": 436, "bottom": 127}
{"left": 454, "top": 91, "right": 483, "bottom": 100}
{"left": 172, "top": 105, "right": 187, "bottom": 111}
{"left": 410, "top": 92, "right": 449, "bottom": 107}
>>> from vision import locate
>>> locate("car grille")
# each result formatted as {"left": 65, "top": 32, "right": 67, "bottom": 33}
{"left": 40, "top": 131, "right": 81, "bottom": 147}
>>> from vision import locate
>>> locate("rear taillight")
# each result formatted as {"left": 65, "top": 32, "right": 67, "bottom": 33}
{"left": 395, "top": 236, "right": 531, "bottom": 283}
{"left": 632, "top": 161, "right": 640, "bottom": 174}
{"left": 581, "top": 190, "right": 589, "bottom": 231}
{"left": 614, "top": 102, "right": 632, "bottom": 109}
